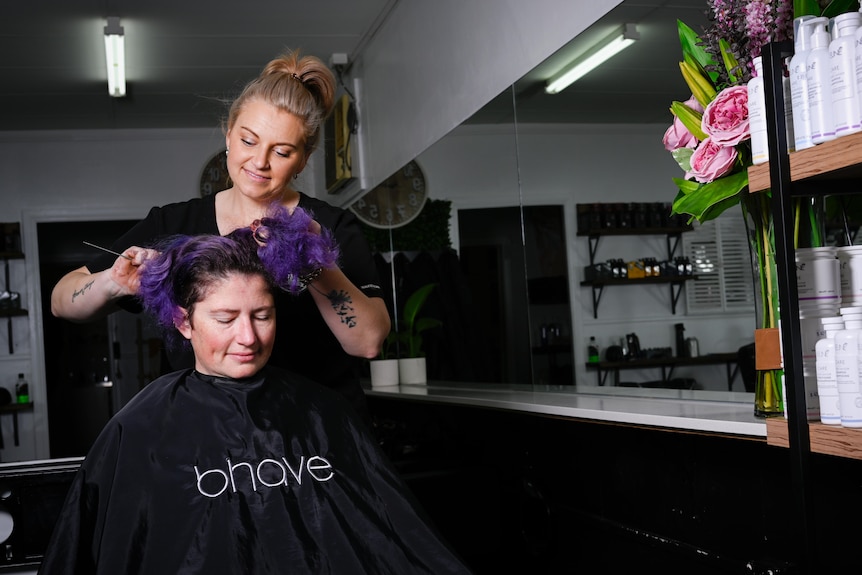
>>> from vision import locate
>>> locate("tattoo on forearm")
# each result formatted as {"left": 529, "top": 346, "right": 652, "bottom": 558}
{"left": 72, "top": 280, "right": 95, "bottom": 303}
{"left": 326, "top": 289, "right": 356, "bottom": 328}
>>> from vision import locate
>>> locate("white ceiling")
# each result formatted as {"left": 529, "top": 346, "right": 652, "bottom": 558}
{"left": 0, "top": 0, "right": 710, "bottom": 132}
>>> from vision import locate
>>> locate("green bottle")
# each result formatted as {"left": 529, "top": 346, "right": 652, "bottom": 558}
{"left": 15, "top": 373, "right": 29, "bottom": 404}
{"left": 588, "top": 337, "right": 600, "bottom": 364}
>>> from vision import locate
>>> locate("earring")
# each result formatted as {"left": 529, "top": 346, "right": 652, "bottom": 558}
{"left": 225, "top": 148, "right": 229, "bottom": 156}
{"left": 294, "top": 173, "right": 299, "bottom": 180}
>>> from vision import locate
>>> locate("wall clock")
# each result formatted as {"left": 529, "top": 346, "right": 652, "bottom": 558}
{"left": 350, "top": 160, "right": 427, "bottom": 228}
{"left": 199, "top": 149, "right": 230, "bottom": 197}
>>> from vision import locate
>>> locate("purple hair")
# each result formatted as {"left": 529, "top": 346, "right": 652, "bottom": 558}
{"left": 137, "top": 205, "right": 339, "bottom": 348}
{"left": 235, "top": 204, "right": 339, "bottom": 294}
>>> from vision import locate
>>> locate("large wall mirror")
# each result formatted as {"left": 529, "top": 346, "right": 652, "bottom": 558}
{"left": 383, "top": 0, "right": 757, "bottom": 401}
{"left": 8, "top": 0, "right": 760, "bottom": 466}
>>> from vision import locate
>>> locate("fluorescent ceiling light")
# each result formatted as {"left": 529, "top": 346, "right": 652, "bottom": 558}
{"left": 104, "top": 17, "right": 126, "bottom": 97}
{"left": 545, "top": 23, "right": 640, "bottom": 94}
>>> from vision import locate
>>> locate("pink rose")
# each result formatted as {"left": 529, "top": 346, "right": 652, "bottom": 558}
{"left": 689, "top": 137, "right": 738, "bottom": 183}
{"left": 701, "top": 85, "right": 750, "bottom": 146}
{"left": 663, "top": 96, "right": 703, "bottom": 151}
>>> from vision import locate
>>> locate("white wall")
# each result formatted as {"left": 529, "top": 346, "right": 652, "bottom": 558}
{"left": 341, "top": 0, "right": 623, "bottom": 205}
{"left": 417, "top": 123, "right": 755, "bottom": 390}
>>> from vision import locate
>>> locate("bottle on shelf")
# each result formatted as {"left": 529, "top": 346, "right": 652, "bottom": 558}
{"left": 815, "top": 320, "right": 844, "bottom": 425}
{"left": 834, "top": 318, "right": 862, "bottom": 427}
{"left": 806, "top": 17, "right": 836, "bottom": 145}
{"left": 15, "top": 373, "right": 29, "bottom": 404}
{"left": 789, "top": 16, "right": 816, "bottom": 151}
{"left": 675, "top": 323, "right": 687, "bottom": 358}
{"left": 829, "top": 11, "right": 862, "bottom": 137}
{"left": 588, "top": 337, "right": 600, "bottom": 364}
{"left": 748, "top": 56, "right": 769, "bottom": 165}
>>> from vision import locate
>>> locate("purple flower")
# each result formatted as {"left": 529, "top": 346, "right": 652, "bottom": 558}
{"left": 745, "top": 1, "right": 772, "bottom": 59}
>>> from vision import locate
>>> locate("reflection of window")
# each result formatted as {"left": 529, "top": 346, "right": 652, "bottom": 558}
{"left": 683, "top": 212, "right": 754, "bottom": 313}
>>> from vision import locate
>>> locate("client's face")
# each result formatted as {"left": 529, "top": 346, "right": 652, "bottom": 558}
{"left": 178, "top": 273, "right": 276, "bottom": 379}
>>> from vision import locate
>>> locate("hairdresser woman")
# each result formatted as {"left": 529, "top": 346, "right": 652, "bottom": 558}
{"left": 50, "top": 50, "right": 389, "bottom": 419}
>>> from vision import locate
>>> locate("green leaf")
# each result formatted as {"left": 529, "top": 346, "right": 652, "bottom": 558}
{"left": 671, "top": 147, "right": 694, "bottom": 173}
{"left": 821, "top": 0, "right": 860, "bottom": 18}
{"left": 672, "top": 177, "right": 701, "bottom": 195}
{"left": 670, "top": 100, "right": 707, "bottom": 140}
{"left": 719, "top": 39, "right": 740, "bottom": 84}
{"left": 414, "top": 317, "right": 443, "bottom": 335}
{"left": 393, "top": 283, "right": 442, "bottom": 358}
{"left": 682, "top": 51, "right": 718, "bottom": 87}
{"left": 678, "top": 62, "right": 717, "bottom": 108}
{"left": 794, "top": 0, "right": 823, "bottom": 16}
{"left": 671, "top": 170, "right": 749, "bottom": 223}
{"left": 403, "top": 283, "right": 436, "bottom": 328}
{"left": 677, "top": 20, "right": 719, "bottom": 83}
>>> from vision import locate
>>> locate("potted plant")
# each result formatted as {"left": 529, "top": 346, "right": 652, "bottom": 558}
{"left": 368, "top": 332, "right": 400, "bottom": 388}
{"left": 392, "top": 283, "right": 442, "bottom": 384}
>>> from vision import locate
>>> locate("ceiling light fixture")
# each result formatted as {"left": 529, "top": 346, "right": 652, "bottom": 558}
{"left": 545, "top": 23, "right": 640, "bottom": 94}
{"left": 104, "top": 17, "right": 126, "bottom": 97}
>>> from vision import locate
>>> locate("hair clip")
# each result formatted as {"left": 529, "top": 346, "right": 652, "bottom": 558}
{"left": 250, "top": 219, "right": 270, "bottom": 245}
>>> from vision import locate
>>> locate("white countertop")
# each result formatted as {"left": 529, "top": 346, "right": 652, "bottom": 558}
{"left": 365, "top": 382, "right": 767, "bottom": 438}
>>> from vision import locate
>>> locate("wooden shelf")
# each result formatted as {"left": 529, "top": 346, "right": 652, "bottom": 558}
{"left": 748, "top": 131, "right": 862, "bottom": 193}
{"left": 766, "top": 417, "right": 862, "bottom": 460}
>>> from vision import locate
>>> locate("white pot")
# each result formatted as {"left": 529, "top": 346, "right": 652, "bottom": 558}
{"left": 369, "top": 359, "right": 399, "bottom": 388}
{"left": 398, "top": 357, "right": 427, "bottom": 385}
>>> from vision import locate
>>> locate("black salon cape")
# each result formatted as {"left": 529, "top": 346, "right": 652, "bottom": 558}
{"left": 38, "top": 367, "right": 471, "bottom": 574}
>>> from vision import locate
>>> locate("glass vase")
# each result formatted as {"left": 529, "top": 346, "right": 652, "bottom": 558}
{"left": 740, "top": 191, "right": 784, "bottom": 417}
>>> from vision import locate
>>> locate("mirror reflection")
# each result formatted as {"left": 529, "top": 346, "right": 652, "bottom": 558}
{"left": 365, "top": 0, "right": 756, "bottom": 402}
{"left": 3, "top": 0, "right": 760, "bottom": 467}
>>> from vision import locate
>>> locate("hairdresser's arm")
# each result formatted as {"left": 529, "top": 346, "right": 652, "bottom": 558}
{"left": 50, "top": 247, "right": 156, "bottom": 322}
{"left": 307, "top": 268, "right": 391, "bottom": 359}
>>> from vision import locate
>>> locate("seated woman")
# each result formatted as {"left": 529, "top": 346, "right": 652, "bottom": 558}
{"left": 38, "top": 206, "right": 471, "bottom": 574}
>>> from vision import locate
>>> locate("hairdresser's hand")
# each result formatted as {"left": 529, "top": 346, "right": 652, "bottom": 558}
{"left": 108, "top": 246, "right": 159, "bottom": 297}
{"left": 307, "top": 218, "right": 322, "bottom": 236}
{"left": 51, "top": 245, "right": 160, "bottom": 322}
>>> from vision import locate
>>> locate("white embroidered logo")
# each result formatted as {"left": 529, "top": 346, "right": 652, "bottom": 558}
{"left": 194, "top": 456, "right": 334, "bottom": 498}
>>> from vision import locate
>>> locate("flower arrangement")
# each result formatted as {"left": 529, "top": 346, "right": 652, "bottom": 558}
{"left": 666, "top": 0, "right": 858, "bottom": 224}
{"left": 662, "top": 0, "right": 856, "bottom": 416}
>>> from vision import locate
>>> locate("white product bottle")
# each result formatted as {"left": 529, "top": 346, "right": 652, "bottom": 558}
{"left": 830, "top": 12, "right": 862, "bottom": 137}
{"left": 807, "top": 18, "right": 836, "bottom": 144}
{"left": 835, "top": 319, "right": 862, "bottom": 427}
{"left": 790, "top": 16, "right": 818, "bottom": 151}
{"left": 816, "top": 323, "right": 844, "bottom": 424}
{"left": 749, "top": 57, "right": 769, "bottom": 165}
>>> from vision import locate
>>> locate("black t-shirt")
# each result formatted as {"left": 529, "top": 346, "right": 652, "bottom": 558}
{"left": 86, "top": 193, "right": 384, "bottom": 410}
